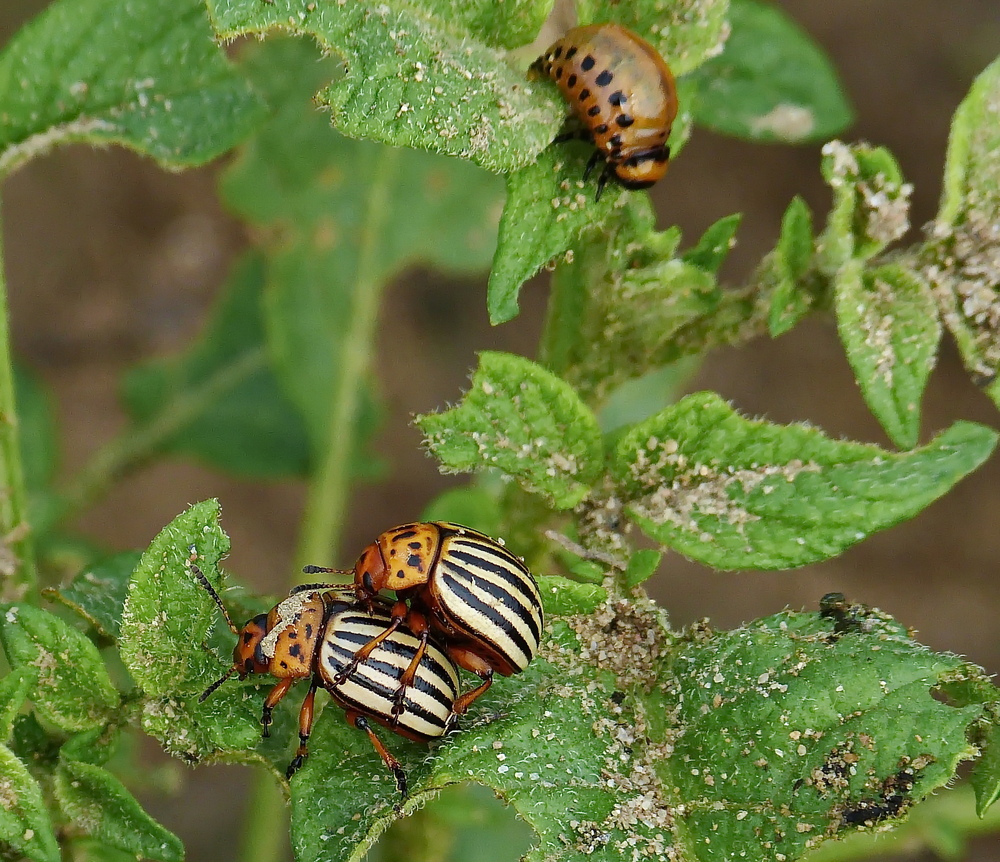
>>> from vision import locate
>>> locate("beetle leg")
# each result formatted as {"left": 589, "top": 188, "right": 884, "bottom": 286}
{"left": 594, "top": 161, "right": 615, "bottom": 201}
{"left": 390, "top": 610, "right": 431, "bottom": 720}
{"left": 260, "top": 677, "right": 296, "bottom": 739}
{"left": 286, "top": 678, "right": 320, "bottom": 778}
{"left": 334, "top": 602, "right": 407, "bottom": 685}
{"left": 347, "top": 711, "right": 408, "bottom": 797}
{"left": 447, "top": 646, "right": 495, "bottom": 714}
{"left": 583, "top": 150, "right": 604, "bottom": 183}
{"left": 553, "top": 127, "right": 592, "bottom": 145}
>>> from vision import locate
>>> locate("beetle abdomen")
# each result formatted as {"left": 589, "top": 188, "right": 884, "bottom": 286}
{"left": 434, "top": 534, "right": 543, "bottom": 674}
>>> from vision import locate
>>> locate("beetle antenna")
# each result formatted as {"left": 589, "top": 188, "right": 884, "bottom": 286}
{"left": 188, "top": 561, "right": 239, "bottom": 635}
{"left": 199, "top": 664, "right": 238, "bottom": 702}
{"left": 301, "top": 565, "right": 351, "bottom": 576}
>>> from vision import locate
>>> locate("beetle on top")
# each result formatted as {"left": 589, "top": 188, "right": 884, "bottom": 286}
{"left": 304, "top": 521, "right": 543, "bottom": 718}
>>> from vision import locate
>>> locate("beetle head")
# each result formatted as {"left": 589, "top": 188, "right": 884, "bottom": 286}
{"left": 354, "top": 541, "right": 389, "bottom": 599}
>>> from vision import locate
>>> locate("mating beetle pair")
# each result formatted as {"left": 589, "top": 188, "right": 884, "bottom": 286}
{"left": 195, "top": 522, "right": 542, "bottom": 795}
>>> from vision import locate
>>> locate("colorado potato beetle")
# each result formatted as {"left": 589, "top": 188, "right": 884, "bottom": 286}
{"left": 303, "top": 521, "right": 543, "bottom": 718}
{"left": 192, "top": 565, "right": 463, "bottom": 796}
{"left": 529, "top": 23, "right": 679, "bottom": 200}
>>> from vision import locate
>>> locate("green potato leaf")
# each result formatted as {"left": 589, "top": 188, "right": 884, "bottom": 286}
{"left": 834, "top": 261, "right": 941, "bottom": 449}
{"left": 416, "top": 351, "right": 604, "bottom": 509}
{"left": 208, "top": 0, "right": 561, "bottom": 174}
{"left": 0, "top": 605, "right": 118, "bottom": 732}
{"left": 0, "top": 744, "right": 59, "bottom": 862}
{"left": 55, "top": 757, "right": 184, "bottom": 862}
{"left": 926, "top": 57, "right": 1000, "bottom": 408}
{"left": 610, "top": 392, "right": 997, "bottom": 570}
{"left": 119, "top": 500, "right": 230, "bottom": 697}
{"left": 0, "top": 0, "right": 265, "bottom": 178}
{"left": 688, "top": 0, "right": 853, "bottom": 142}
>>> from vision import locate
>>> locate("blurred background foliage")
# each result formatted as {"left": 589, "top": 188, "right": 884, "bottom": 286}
{"left": 1, "top": 0, "right": 999, "bottom": 858}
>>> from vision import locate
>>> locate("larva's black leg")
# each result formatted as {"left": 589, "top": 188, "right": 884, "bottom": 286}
{"left": 553, "top": 128, "right": 592, "bottom": 145}
{"left": 594, "top": 162, "right": 615, "bottom": 202}
{"left": 584, "top": 151, "right": 604, "bottom": 183}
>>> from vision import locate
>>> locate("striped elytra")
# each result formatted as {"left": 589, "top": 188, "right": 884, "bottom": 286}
{"left": 428, "top": 530, "right": 542, "bottom": 675}
{"left": 191, "top": 564, "right": 459, "bottom": 796}
{"left": 319, "top": 603, "right": 459, "bottom": 742}
{"left": 303, "top": 521, "right": 543, "bottom": 713}
{"left": 530, "top": 23, "right": 678, "bottom": 200}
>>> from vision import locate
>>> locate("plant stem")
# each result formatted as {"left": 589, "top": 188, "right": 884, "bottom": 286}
{"left": 537, "top": 255, "right": 587, "bottom": 377}
{"left": 0, "top": 202, "right": 37, "bottom": 600}
{"left": 237, "top": 773, "right": 289, "bottom": 862}
{"left": 292, "top": 147, "right": 400, "bottom": 573}
{"left": 238, "top": 147, "right": 401, "bottom": 862}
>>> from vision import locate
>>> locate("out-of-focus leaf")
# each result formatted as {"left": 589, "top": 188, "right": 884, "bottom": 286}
{"left": 221, "top": 38, "right": 503, "bottom": 457}
{"left": 688, "top": 0, "right": 853, "bottom": 142}
{"left": 0, "top": 0, "right": 265, "bottom": 178}
{"left": 44, "top": 552, "right": 141, "bottom": 641}
{"left": 123, "top": 255, "right": 312, "bottom": 478}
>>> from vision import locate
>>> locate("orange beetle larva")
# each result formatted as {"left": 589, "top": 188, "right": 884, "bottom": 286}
{"left": 530, "top": 23, "right": 679, "bottom": 200}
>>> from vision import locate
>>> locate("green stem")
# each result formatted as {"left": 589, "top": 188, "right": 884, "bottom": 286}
{"left": 239, "top": 147, "right": 401, "bottom": 862}
{"left": 537, "top": 254, "right": 587, "bottom": 377}
{"left": 292, "top": 147, "right": 400, "bottom": 573}
{"left": 56, "top": 348, "right": 266, "bottom": 522}
{"left": 238, "top": 774, "right": 289, "bottom": 862}
{"left": 378, "top": 800, "right": 452, "bottom": 862}
{"left": 0, "top": 201, "right": 37, "bottom": 600}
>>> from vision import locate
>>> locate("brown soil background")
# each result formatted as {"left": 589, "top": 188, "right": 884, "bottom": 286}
{"left": 2, "top": 1, "right": 999, "bottom": 859}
